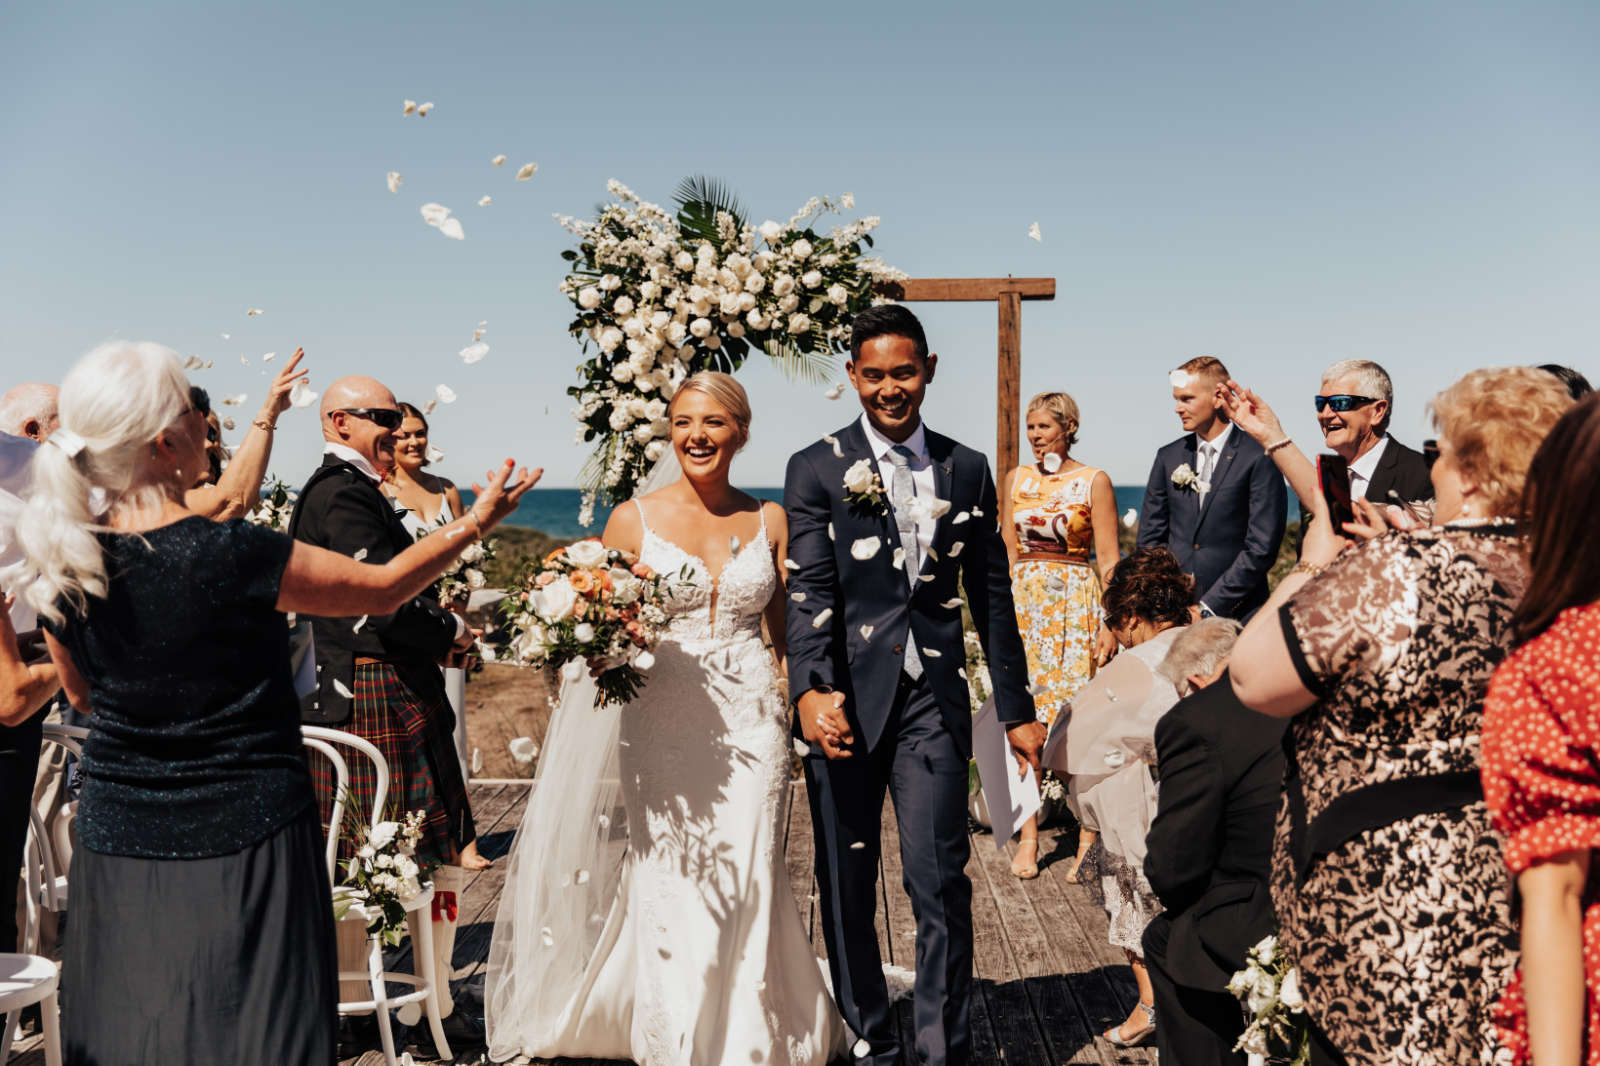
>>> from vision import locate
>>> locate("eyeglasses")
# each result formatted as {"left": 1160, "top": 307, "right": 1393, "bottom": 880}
{"left": 1314, "top": 394, "right": 1379, "bottom": 414}
{"left": 338, "top": 407, "right": 404, "bottom": 431}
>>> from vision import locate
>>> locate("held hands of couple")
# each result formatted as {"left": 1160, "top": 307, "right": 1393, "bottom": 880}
{"left": 797, "top": 687, "right": 854, "bottom": 760}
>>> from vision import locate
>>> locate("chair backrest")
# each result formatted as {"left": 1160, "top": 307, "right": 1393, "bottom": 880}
{"left": 300, "top": 726, "right": 390, "bottom": 882}
{"left": 40, "top": 723, "right": 87, "bottom": 758}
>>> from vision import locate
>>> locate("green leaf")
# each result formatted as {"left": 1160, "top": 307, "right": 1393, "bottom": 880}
{"left": 673, "top": 175, "right": 747, "bottom": 245}
{"left": 762, "top": 337, "right": 838, "bottom": 384}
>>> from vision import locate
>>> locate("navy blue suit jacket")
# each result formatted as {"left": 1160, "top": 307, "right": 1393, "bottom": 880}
{"left": 1136, "top": 429, "right": 1287, "bottom": 620}
{"left": 783, "top": 420, "right": 1033, "bottom": 757}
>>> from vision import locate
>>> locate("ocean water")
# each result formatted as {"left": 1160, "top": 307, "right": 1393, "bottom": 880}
{"left": 479, "top": 486, "right": 1208, "bottom": 538}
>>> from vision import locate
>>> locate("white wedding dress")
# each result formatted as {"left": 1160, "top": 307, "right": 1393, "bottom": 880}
{"left": 485, "top": 502, "right": 849, "bottom": 1065}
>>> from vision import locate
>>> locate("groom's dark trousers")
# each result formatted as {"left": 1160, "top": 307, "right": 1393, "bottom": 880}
{"left": 803, "top": 672, "right": 971, "bottom": 1066}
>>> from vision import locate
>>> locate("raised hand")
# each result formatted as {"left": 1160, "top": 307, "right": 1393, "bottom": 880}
{"left": 257, "top": 348, "right": 309, "bottom": 424}
{"left": 469, "top": 461, "right": 544, "bottom": 532}
{"left": 1218, "top": 381, "right": 1287, "bottom": 446}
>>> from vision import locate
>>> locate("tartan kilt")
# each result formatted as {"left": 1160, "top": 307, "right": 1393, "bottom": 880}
{"left": 308, "top": 661, "right": 475, "bottom": 870}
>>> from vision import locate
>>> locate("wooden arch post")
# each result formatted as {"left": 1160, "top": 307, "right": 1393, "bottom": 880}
{"left": 874, "top": 277, "right": 1056, "bottom": 477}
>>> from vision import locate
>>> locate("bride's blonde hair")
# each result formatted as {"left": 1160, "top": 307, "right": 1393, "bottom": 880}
{"left": 19, "top": 341, "right": 191, "bottom": 623}
{"left": 669, "top": 372, "right": 751, "bottom": 450}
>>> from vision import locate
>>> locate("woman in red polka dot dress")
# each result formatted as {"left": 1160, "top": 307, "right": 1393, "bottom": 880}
{"left": 1484, "top": 392, "right": 1600, "bottom": 1066}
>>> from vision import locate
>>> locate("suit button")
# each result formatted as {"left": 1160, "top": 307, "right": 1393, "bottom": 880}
{"left": 892, "top": 645, "right": 904, "bottom": 655}
{"left": 1193, "top": 543, "right": 1200, "bottom": 550}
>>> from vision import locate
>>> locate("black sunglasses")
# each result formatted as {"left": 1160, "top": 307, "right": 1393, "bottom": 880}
{"left": 188, "top": 385, "right": 211, "bottom": 417}
{"left": 1314, "top": 394, "right": 1379, "bottom": 414}
{"left": 338, "top": 407, "right": 404, "bottom": 431}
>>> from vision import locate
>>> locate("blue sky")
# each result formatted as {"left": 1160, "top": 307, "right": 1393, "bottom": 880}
{"left": 2, "top": 1, "right": 1595, "bottom": 490}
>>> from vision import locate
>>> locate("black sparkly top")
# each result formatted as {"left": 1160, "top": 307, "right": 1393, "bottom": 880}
{"left": 44, "top": 517, "right": 313, "bottom": 859}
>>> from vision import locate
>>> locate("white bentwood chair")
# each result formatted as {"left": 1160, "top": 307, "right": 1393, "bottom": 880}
{"left": 0, "top": 954, "right": 60, "bottom": 1066}
{"left": 300, "top": 726, "right": 452, "bottom": 1066}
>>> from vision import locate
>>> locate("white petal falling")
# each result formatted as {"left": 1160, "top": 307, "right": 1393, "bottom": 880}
{"left": 387, "top": 171, "right": 402, "bottom": 194}
{"left": 416, "top": 101, "right": 434, "bottom": 116}
{"left": 1027, "top": 221, "right": 1042, "bottom": 242}
{"left": 827, "top": 522, "right": 835, "bottom": 541}
{"left": 783, "top": 558, "right": 801, "bottom": 571}
{"left": 1122, "top": 508, "right": 1139, "bottom": 528}
{"left": 288, "top": 381, "right": 318, "bottom": 408}
{"left": 790, "top": 592, "right": 806, "bottom": 602}
{"left": 850, "top": 536, "right": 881, "bottom": 561}
{"left": 811, "top": 607, "right": 833, "bottom": 629}
{"left": 950, "top": 542, "right": 965, "bottom": 556}
{"left": 239, "top": 355, "right": 249, "bottom": 365}
{"left": 907, "top": 495, "right": 951, "bottom": 524}
{"left": 332, "top": 678, "right": 354, "bottom": 699}
{"left": 792, "top": 738, "right": 811, "bottom": 757}
{"left": 220, "top": 332, "right": 230, "bottom": 340}
{"left": 917, "top": 573, "right": 934, "bottom": 582}
{"left": 425, "top": 443, "right": 445, "bottom": 463}
{"left": 1041, "top": 452, "right": 1063, "bottom": 473}
{"left": 822, "top": 434, "right": 844, "bottom": 459}
{"left": 470, "top": 748, "right": 483, "bottom": 775}
{"left": 926, "top": 546, "right": 939, "bottom": 562}
{"left": 575, "top": 869, "right": 591, "bottom": 885}
{"left": 201, "top": 360, "right": 214, "bottom": 369}
{"left": 729, "top": 535, "right": 741, "bottom": 554}
{"left": 420, "top": 202, "right": 451, "bottom": 227}
{"left": 221, "top": 393, "right": 246, "bottom": 406}
{"left": 491, "top": 154, "right": 506, "bottom": 167}
{"left": 923, "top": 647, "right": 942, "bottom": 658}
{"left": 849, "top": 842, "right": 866, "bottom": 850}
{"left": 515, "top": 162, "right": 537, "bottom": 181}
{"left": 892, "top": 547, "right": 905, "bottom": 570}
{"left": 540, "top": 927, "right": 554, "bottom": 948}
{"left": 477, "top": 195, "right": 491, "bottom": 207}
{"left": 221, "top": 416, "right": 235, "bottom": 430}
{"left": 1169, "top": 369, "right": 1192, "bottom": 389}
{"left": 953, "top": 511, "right": 971, "bottom": 525}
{"left": 472, "top": 327, "right": 486, "bottom": 342}
{"left": 941, "top": 598, "right": 963, "bottom": 609}
{"left": 182, "top": 355, "right": 204, "bottom": 370}
{"left": 634, "top": 650, "right": 655, "bottom": 670}
{"left": 459, "top": 342, "right": 489, "bottom": 364}
{"left": 352, "top": 615, "right": 367, "bottom": 633}
{"left": 958, "top": 668, "right": 968, "bottom": 680}
{"left": 352, "top": 548, "right": 368, "bottom": 561}
{"left": 824, "top": 383, "right": 845, "bottom": 400}
{"left": 859, "top": 625, "right": 874, "bottom": 641}
{"left": 971, "top": 507, "right": 984, "bottom": 517}
{"left": 435, "top": 384, "right": 457, "bottom": 404}
{"left": 509, "top": 737, "right": 538, "bottom": 764}
{"left": 422, "top": 400, "right": 437, "bottom": 416}
{"left": 437, "top": 217, "right": 465, "bottom": 240}
{"left": 246, "top": 308, "right": 264, "bottom": 316}
{"left": 261, "top": 352, "right": 276, "bottom": 362}
{"left": 403, "top": 99, "right": 417, "bottom": 115}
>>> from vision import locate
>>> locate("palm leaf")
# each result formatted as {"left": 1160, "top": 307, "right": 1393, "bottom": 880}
{"left": 761, "top": 336, "right": 838, "bottom": 385}
{"left": 674, "top": 175, "right": 747, "bottom": 244}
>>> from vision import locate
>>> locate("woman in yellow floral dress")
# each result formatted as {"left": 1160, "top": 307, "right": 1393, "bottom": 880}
{"left": 1000, "top": 392, "right": 1121, "bottom": 880}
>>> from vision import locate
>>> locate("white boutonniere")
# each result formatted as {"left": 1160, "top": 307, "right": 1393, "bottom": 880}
{"left": 1172, "top": 462, "right": 1210, "bottom": 494}
{"left": 842, "top": 458, "right": 887, "bottom": 511}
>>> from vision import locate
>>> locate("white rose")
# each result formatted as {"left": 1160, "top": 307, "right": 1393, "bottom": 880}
{"left": 843, "top": 459, "right": 876, "bottom": 494}
{"left": 828, "top": 284, "right": 849, "bottom": 306}
{"left": 369, "top": 821, "right": 399, "bottom": 849}
{"left": 759, "top": 220, "right": 783, "bottom": 241}
{"left": 644, "top": 439, "right": 668, "bottom": 461}
{"left": 779, "top": 293, "right": 800, "bottom": 313}
{"left": 737, "top": 292, "right": 757, "bottom": 312}
{"left": 743, "top": 272, "right": 765, "bottom": 294}
{"left": 801, "top": 270, "right": 823, "bottom": 289}
{"left": 634, "top": 423, "right": 654, "bottom": 443}
{"left": 565, "top": 539, "right": 610, "bottom": 568}
{"left": 666, "top": 320, "right": 688, "bottom": 345}
{"left": 649, "top": 417, "right": 670, "bottom": 439}
{"left": 466, "top": 568, "right": 486, "bottom": 589}
{"left": 639, "top": 280, "right": 659, "bottom": 300}
{"left": 674, "top": 251, "right": 694, "bottom": 271}
{"left": 573, "top": 622, "right": 596, "bottom": 644}
{"left": 689, "top": 317, "right": 713, "bottom": 338}
{"left": 1279, "top": 967, "right": 1304, "bottom": 1011}
{"left": 791, "top": 238, "right": 813, "bottom": 260}
{"left": 643, "top": 398, "right": 667, "bottom": 420}
{"left": 719, "top": 292, "right": 742, "bottom": 316}
{"left": 578, "top": 287, "right": 601, "bottom": 310}
{"left": 787, "top": 313, "right": 812, "bottom": 335}
{"left": 532, "top": 576, "right": 580, "bottom": 622}
{"left": 1253, "top": 935, "right": 1277, "bottom": 964}
{"left": 610, "top": 362, "right": 635, "bottom": 383}
{"left": 623, "top": 316, "right": 646, "bottom": 338}
{"left": 599, "top": 327, "right": 624, "bottom": 354}
{"left": 613, "top": 295, "right": 634, "bottom": 315}
{"left": 599, "top": 274, "right": 622, "bottom": 291}
{"left": 717, "top": 268, "right": 738, "bottom": 289}
{"left": 772, "top": 274, "right": 796, "bottom": 297}
{"left": 728, "top": 322, "right": 746, "bottom": 338}
{"left": 1240, "top": 1024, "right": 1269, "bottom": 1056}
{"left": 746, "top": 309, "right": 769, "bottom": 331}
{"left": 650, "top": 310, "right": 671, "bottom": 330}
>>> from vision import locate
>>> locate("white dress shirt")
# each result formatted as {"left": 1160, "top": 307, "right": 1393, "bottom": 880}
{"left": 0, "top": 431, "right": 39, "bottom": 633}
{"left": 1346, "top": 434, "right": 1391, "bottom": 502}
{"left": 860, "top": 414, "right": 937, "bottom": 572}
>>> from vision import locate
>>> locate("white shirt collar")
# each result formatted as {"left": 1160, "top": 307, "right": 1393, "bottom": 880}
{"left": 1347, "top": 434, "right": 1391, "bottom": 485}
{"left": 1195, "top": 422, "right": 1233, "bottom": 456}
{"left": 860, "top": 413, "right": 928, "bottom": 463}
{"left": 323, "top": 441, "right": 384, "bottom": 485}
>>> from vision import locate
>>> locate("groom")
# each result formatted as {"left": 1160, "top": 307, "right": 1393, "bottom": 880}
{"left": 785, "top": 304, "right": 1044, "bottom": 1066}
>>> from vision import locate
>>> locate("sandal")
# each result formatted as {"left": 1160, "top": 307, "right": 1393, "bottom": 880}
{"left": 1010, "top": 839, "right": 1038, "bottom": 880}
{"left": 1062, "top": 831, "right": 1096, "bottom": 884}
{"left": 1102, "top": 1002, "right": 1155, "bottom": 1047}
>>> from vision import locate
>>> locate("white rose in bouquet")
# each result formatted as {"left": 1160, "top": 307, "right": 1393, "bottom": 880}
{"left": 746, "top": 309, "right": 769, "bottom": 331}
{"left": 639, "top": 280, "right": 659, "bottom": 299}
{"left": 728, "top": 322, "right": 746, "bottom": 339}
{"left": 467, "top": 569, "right": 486, "bottom": 590}
{"left": 634, "top": 424, "right": 654, "bottom": 443}
{"left": 779, "top": 294, "right": 801, "bottom": 313}
{"left": 599, "top": 327, "right": 625, "bottom": 353}
{"left": 828, "top": 284, "right": 849, "bottom": 306}
{"left": 791, "top": 238, "right": 813, "bottom": 260}
{"left": 533, "top": 576, "right": 580, "bottom": 621}
{"left": 666, "top": 320, "right": 688, "bottom": 346}
{"left": 599, "top": 274, "right": 622, "bottom": 292}
{"left": 719, "top": 292, "right": 742, "bottom": 316}
{"left": 369, "top": 822, "right": 400, "bottom": 849}
{"left": 644, "top": 439, "right": 668, "bottom": 461}
{"left": 611, "top": 363, "right": 635, "bottom": 383}
{"left": 787, "top": 313, "right": 812, "bottom": 335}
{"left": 613, "top": 295, "right": 634, "bottom": 315}
{"left": 843, "top": 459, "right": 877, "bottom": 495}
{"left": 717, "top": 268, "right": 738, "bottom": 289}
{"left": 802, "top": 269, "right": 823, "bottom": 289}
{"left": 675, "top": 251, "right": 695, "bottom": 270}
{"left": 574, "top": 622, "right": 596, "bottom": 643}
{"left": 513, "top": 624, "right": 549, "bottom": 662}
{"left": 578, "top": 287, "right": 601, "bottom": 310}
{"left": 1279, "top": 967, "right": 1305, "bottom": 1010}
{"left": 737, "top": 292, "right": 757, "bottom": 312}
{"left": 772, "top": 274, "right": 796, "bottom": 297}
{"left": 759, "top": 220, "right": 783, "bottom": 241}
{"left": 743, "top": 272, "right": 765, "bottom": 294}
{"left": 565, "top": 539, "right": 610, "bottom": 568}
{"left": 689, "top": 317, "right": 713, "bottom": 338}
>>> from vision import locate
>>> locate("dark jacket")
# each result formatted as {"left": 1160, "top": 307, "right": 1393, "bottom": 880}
{"left": 1137, "top": 429, "right": 1288, "bottom": 619}
{"left": 287, "top": 454, "right": 459, "bottom": 724}
{"left": 783, "top": 419, "right": 1032, "bottom": 757}
{"left": 1362, "top": 436, "right": 1434, "bottom": 507}
{"left": 1145, "top": 671, "right": 1286, "bottom": 989}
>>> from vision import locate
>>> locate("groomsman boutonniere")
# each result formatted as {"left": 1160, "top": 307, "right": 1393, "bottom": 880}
{"left": 1172, "top": 463, "right": 1210, "bottom": 494}
{"left": 843, "top": 459, "right": 888, "bottom": 512}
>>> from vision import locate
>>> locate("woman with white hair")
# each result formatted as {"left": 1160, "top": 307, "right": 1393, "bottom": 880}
{"left": 15, "top": 341, "right": 538, "bottom": 1066}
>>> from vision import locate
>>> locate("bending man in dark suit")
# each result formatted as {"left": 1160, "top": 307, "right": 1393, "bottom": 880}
{"left": 289, "top": 375, "right": 484, "bottom": 1055}
{"left": 1137, "top": 357, "right": 1286, "bottom": 620}
{"left": 785, "top": 305, "right": 1044, "bottom": 1066}
{"left": 1143, "top": 618, "right": 1285, "bottom": 1066}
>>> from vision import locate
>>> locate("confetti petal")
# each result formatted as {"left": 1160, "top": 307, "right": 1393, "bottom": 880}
{"left": 491, "top": 154, "right": 507, "bottom": 167}
{"left": 598, "top": 814, "right": 611, "bottom": 828}
{"left": 1027, "top": 221, "right": 1042, "bottom": 243}
{"left": 332, "top": 678, "right": 354, "bottom": 699}
{"left": 575, "top": 869, "right": 591, "bottom": 885}
{"left": 849, "top": 841, "right": 866, "bottom": 850}
{"left": 892, "top": 547, "right": 905, "bottom": 570}
{"left": 859, "top": 625, "right": 874, "bottom": 641}
{"left": 289, "top": 381, "right": 318, "bottom": 408}
{"left": 1041, "top": 452, "right": 1063, "bottom": 473}
{"left": 1122, "top": 508, "right": 1138, "bottom": 527}
{"left": 824, "top": 383, "right": 845, "bottom": 400}
{"left": 822, "top": 434, "right": 844, "bottom": 459}
{"left": 827, "top": 522, "right": 835, "bottom": 541}
{"left": 239, "top": 355, "right": 249, "bottom": 365}
{"left": 387, "top": 171, "right": 402, "bottom": 194}
{"left": 420, "top": 202, "right": 451, "bottom": 227}
{"left": 950, "top": 542, "right": 965, "bottom": 556}
{"left": 183, "top": 355, "right": 204, "bottom": 370}
{"left": 459, "top": 342, "right": 489, "bottom": 364}
{"left": 220, "top": 332, "right": 230, "bottom": 340}
{"left": 246, "top": 308, "right": 264, "bottom": 316}
{"left": 477, "top": 195, "right": 492, "bottom": 207}
{"left": 811, "top": 607, "right": 833, "bottom": 629}
{"left": 1169, "top": 369, "right": 1192, "bottom": 388}
{"left": 729, "top": 535, "right": 741, "bottom": 554}
{"left": 793, "top": 738, "right": 811, "bottom": 757}
{"left": 958, "top": 668, "right": 968, "bottom": 680}
{"left": 941, "top": 598, "right": 963, "bottom": 609}
{"left": 515, "top": 162, "right": 537, "bottom": 181}
{"left": 352, "top": 549, "right": 368, "bottom": 562}
{"left": 437, "top": 217, "right": 465, "bottom": 240}
{"left": 953, "top": 511, "right": 971, "bottom": 525}
{"left": 540, "top": 927, "right": 554, "bottom": 947}
{"left": 416, "top": 101, "right": 433, "bottom": 116}
{"left": 471, "top": 748, "right": 483, "bottom": 774}
{"left": 636, "top": 650, "right": 657, "bottom": 671}
{"left": 509, "top": 737, "right": 539, "bottom": 764}
{"left": 221, "top": 393, "right": 246, "bottom": 406}
{"left": 352, "top": 615, "right": 367, "bottom": 633}
{"left": 423, "top": 400, "right": 437, "bottom": 415}
{"left": 403, "top": 99, "right": 417, "bottom": 115}
{"left": 425, "top": 443, "right": 444, "bottom": 463}
{"left": 261, "top": 351, "right": 276, "bottom": 362}
{"left": 435, "top": 384, "right": 457, "bottom": 404}
{"left": 783, "top": 559, "right": 801, "bottom": 571}
{"left": 790, "top": 592, "right": 806, "bottom": 602}
{"left": 922, "top": 647, "right": 942, "bottom": 658}
{"left": 221, "top": 416, "right": 235, "bottom": 430}
{"left": 850, "top": 536, "right": 881, "bottom": 560}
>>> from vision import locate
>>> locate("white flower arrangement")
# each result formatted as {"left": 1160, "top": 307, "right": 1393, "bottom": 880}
{"left": 333, "top": 809, "right": 436, "bottom": 948}
{"left": 1172, "top": 462, "right": 1210, "bottom": 494}
{"left": 1227, "top": 934, "right": 1310, "bottom": 1065}
{"left": 412, "top": 523, "right": 498, "bottom": 607}
{"left": 842, "top": 458, "right": 887, "bottom": 511}
{"left": 963, "top": 628, "right": 992, "bottom": 708}
{"left": 560, "top": 177, "right": 904, "bottom": 517}
{"left": 245, "top": 475, "right": 297, "bottom": 530}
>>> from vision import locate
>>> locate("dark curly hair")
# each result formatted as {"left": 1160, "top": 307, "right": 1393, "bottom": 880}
{"left": 1102, "top": 548, "right": 1196, "bottom": 632}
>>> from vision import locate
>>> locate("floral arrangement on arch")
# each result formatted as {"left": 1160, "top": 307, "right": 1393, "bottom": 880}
{"left": 558, "top": 177, "right": 904, "bottom": 521}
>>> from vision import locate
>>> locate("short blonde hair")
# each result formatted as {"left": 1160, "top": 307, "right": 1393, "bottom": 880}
{"left": 1175, "top": 356, "right": 1230, "bottom": 388}
{"left": 1431, "top": 366, "right": 1573, "bottom": 517}
{"left": 1026, "top": 391, "right": 1080, "bottom": 451}
{"left": 670, "top": 371, "right": 751, "bottom": 449}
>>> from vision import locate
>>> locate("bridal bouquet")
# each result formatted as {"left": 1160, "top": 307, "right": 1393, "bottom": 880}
{"left": 1227, "top": 934, "right": 1310, "bottom": 1065}
{"left": 411, "top": 525, "right": 499, "bottom": 608}
{"left": 495, "top": 538, "right": 675, "bottom": 707}
{"left": 332, "top": 809, "right": 437, "bottom": 947}
{"left": 558, "top": 177, "right": 904, "bottom": 519}
{"left": 245, "top": 475, "right": 297, "bottom": 530}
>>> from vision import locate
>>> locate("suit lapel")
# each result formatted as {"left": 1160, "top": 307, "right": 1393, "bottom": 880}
{"left": 918, "top": 431, "right": 957, "bottom": 583}
{"left": 1364, "top": 440, "right": 1399, "bottom": 503}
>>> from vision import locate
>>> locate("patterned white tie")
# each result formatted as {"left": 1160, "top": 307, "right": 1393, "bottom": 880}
{"left": 887, "top": 445, "right": 923, "bottom": 680}
{"left": 1196, "top": 442, "right": 1215, "bottom": 501}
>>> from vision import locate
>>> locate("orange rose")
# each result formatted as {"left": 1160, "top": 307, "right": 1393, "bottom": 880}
{"left": 631, "top": 562, "right": 654, "bottom": 579}
{"left": 569, "top": 570, "right": 598, "bottom": 596}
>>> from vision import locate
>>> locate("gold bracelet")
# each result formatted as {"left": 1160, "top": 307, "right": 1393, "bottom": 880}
{"left": 1290, "top": 559, "right": 1326, "bottom": 578}
{"left": 253, "top": 418, "right": 275, "bottom": 432}
{"left": 1264, "top": 437, "right": 1291, "bottom": 456}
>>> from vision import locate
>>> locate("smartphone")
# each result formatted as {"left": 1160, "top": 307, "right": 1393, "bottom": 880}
{"left": 1422, "top": 438, "right": 1440, "bottom": 469}
{"left": 1317, "top": 453, "right": 1356, "bottom": 532}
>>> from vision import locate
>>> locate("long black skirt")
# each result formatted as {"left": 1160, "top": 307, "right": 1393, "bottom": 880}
{"left": 62, "top": 805, "right": 338, "bottom": 1066}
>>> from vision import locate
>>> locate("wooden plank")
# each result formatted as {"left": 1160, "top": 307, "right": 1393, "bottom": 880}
{"left": 996, "top": 289, "right": 1022, "bottom": 479}
{"left": 875, "top": 278, "right": 1057, "bottom": 302}
{"left": 874, "top": 799, "right": 920, "bottom": 1056}
{"left": 965, "top": 832, "right": 1052, "bottom": 1065}
{"left": 783, "top": 782, "right": 821, "bottom": 955}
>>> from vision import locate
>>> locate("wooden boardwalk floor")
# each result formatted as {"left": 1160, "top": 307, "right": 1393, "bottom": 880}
{"left": 334, "top": 780, "right": 1158, "bottom": 1066}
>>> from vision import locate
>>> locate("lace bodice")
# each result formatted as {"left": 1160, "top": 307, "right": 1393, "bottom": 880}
{"left": 636, "top": 501, "right": 776, "bottom": 644}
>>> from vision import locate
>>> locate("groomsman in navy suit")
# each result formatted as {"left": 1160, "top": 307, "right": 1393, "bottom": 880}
{"left": 1137, "top": 357, "right": 1286, "bottom": 620}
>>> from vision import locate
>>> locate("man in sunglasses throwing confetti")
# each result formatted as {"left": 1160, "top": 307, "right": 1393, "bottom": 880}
{"left": 289, "top": 375, "right": 488, "bottom": 1056}
{"left": 1315, "top": 359, "right": 1433, "bottom": 511}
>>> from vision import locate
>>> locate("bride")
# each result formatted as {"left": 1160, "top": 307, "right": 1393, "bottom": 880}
{"left": 485, "top": 372, "right": 849, "bottom": 1064}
